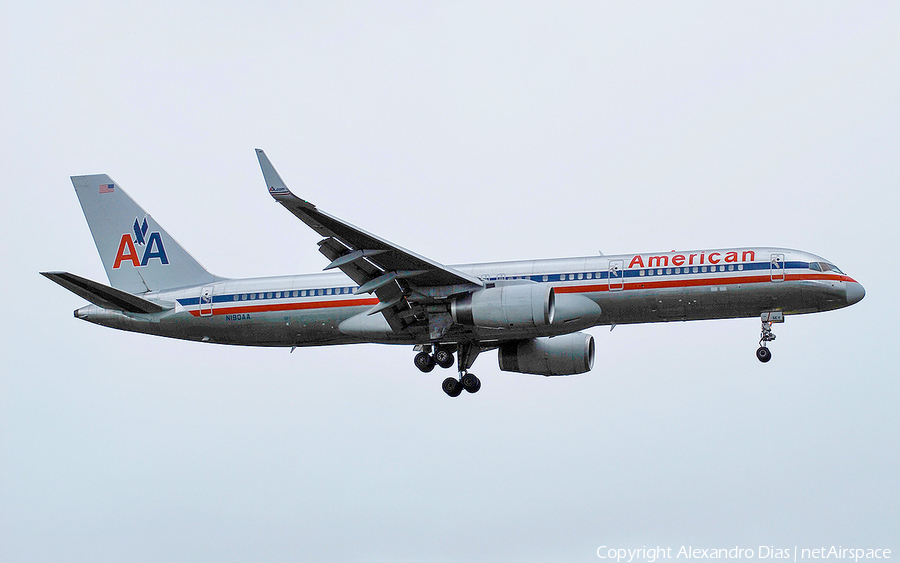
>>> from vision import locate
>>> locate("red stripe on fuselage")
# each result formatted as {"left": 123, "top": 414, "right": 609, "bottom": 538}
{"left": 189, "top": 297, "right": 380, "bottom": 317}
{"left": 553, "top": 272, "right": 854, "bottom": 294}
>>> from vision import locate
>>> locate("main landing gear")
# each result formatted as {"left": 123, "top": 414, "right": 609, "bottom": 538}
{"left": 414, "top": 343, "right": 481, "bottom": 397}
{"left": 756, "top": 311, "right": 783, "bottom": 363}
{"left": 441, "top": 372, "right": 481, "bottom": 397}
{"left": 413, "top": 348, "right": 454, "bottom": 372}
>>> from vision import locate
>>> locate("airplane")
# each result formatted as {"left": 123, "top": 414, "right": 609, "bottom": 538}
{"left": 43, "top": 149, "right": 866, "bottom": 397}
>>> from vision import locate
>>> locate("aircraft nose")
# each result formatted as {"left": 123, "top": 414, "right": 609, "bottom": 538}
{"left": 845, "top": 281, "right": 865, "bottom": 305}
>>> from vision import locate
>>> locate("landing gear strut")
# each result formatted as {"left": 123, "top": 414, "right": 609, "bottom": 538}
{"left": 756, "top": 312, "right": 783, "bottom": 363}
{"left": 448, "top": 342, "right": 481, "bottom": 397}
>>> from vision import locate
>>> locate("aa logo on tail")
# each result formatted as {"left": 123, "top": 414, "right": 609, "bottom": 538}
{"left": 113, "top": 217, "right": 169, "bottom": 269}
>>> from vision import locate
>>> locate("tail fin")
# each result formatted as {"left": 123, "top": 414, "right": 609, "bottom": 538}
{"left": 71, "top": 174, "right": 216, "bottom": 294}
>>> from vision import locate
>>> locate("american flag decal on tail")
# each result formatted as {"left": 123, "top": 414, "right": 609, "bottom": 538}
{"left": 99, "top": 183, "right": 115, "bottom": 194}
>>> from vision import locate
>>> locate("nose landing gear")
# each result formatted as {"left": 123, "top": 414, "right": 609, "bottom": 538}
{"left": 756, "top": 311, "right": 783, "bottom": 363}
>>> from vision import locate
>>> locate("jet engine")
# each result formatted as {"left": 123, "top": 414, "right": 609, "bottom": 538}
{"left": 451, "top": 284, "right": 554, "bottom": 329}
{"left": 498, "top": 332, "right": 595, "bottom": 376}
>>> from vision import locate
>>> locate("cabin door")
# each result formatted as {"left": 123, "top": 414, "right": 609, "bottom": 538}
{"left": 200, "top": 285, "right": 214, "bottom": 317}
{"left": 608, "top": 260, "right": 624, "bottom": 291}
{"left": 770, "top": 254, "right": 785, "bottom": 282}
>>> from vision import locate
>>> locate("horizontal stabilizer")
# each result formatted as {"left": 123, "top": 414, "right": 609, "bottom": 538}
{"left": 41, "top": 271, "right": 169, "bottom": 314}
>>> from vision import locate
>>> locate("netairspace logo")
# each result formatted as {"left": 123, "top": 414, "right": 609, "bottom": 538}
{"left": 597, "top": 547, "right": 892, "bottom": 563}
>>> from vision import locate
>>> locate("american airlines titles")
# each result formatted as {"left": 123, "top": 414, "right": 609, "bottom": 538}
{"left": 628, "top": 250, "right": 756, "bottom": 269}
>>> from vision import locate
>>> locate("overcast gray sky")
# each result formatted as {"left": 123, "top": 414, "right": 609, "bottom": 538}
{"left": 2, "top": 2, "right": 898, "bottom": 561}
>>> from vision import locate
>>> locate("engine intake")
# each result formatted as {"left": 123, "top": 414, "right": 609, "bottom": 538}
{"left": 452, "top": 284, "right": 554, "bottom": 329}
{"left": 498, "top": 333, "right": 595, "bottom": 376}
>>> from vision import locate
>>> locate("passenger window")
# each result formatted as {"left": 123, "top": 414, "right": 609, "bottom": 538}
{"left": 639, "top": 270, "right": 645, "bottom": 276}
{"left": 250, "top": 294, "right": 256, "bottom": 300}
{"left": 266, "top": 292, "right": 273, "bottom": 299}
{"left": 738, "top": 264, "right": 744, "bottom": 271}
{"left": 275, "top": 292, "right": 281, "bottom": 298}
{"left": 587, "top": 273, "right": 593, "bottom": 279}
{"left": 701, "top": 266, "right": 707, "bottom": 273}
{"left": 577, "top": 273, "right": 583, "bottom": 280}
{"left": 326, "top": 288, "right": 332, "bottom": 295}
{"left": 656, "top": 269, "right": 662, "bottom": 275}
{"left": 666, "top": 268, "right": 672, "bottom": 275}
{"left": 728, "top": 265, "right": 734, "bottom": 271}
{"left": 692, "top": 267, "right": 698, "bottom": 273}
{"left": 648, "top": 269, "right": 654, "bottom": 276}
{"left": 542, "top": 275, "right": 548, "bottom": 282}
{"left": 674, "top": 267, "right": 681, "bottom": 274}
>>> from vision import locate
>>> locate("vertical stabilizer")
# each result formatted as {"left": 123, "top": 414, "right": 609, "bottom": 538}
{"left": 71, "top": 174, "right": 217, "bottom": 294}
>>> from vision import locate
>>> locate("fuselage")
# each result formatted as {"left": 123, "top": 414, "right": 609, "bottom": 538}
{"left": 76, "top": 246, "right": 864, "bottom": 347}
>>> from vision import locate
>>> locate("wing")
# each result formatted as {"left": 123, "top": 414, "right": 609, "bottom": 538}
{"left": 256, "top": 149, "right": 483, "bottom": 333}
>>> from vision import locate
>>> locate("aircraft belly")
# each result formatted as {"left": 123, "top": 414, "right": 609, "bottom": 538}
{"left": 147, "top": 307, "right": 363, "bottom": 347}
{"left": 597, "top": 281, "right": 813, "bottom": 324}
{"left": 799, "top": 280, "right": 846, "bottom": 313}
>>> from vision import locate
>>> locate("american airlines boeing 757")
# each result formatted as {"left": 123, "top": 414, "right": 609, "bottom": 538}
{"left": 43, "top": 150, "right": 865, "bottom": 396}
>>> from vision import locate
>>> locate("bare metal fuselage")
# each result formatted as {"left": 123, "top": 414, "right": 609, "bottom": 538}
{"left": 76, "top": 247, "right": 860, "bottom": 348}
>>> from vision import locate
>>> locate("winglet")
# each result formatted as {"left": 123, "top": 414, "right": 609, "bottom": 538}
{"left": 255, "top": 149, "right": 318, "bottom": 212}
{"left": 255, "top": 148, "right": 292, "bottom": 194}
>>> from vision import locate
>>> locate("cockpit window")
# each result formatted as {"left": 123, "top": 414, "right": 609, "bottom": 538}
{"left": 813, "top": 262, "right": 844, "bottom": 274}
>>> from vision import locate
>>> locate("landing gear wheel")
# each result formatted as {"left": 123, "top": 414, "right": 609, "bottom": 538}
{"left": 461, "top": 373, "right": 481, "bottom": 394}
{"left": 756, "top": 316, "right": 778, "bottom": 363}
{"left": 442, "top": 377, "right": 462, "bottom": 397}
{"left": 434, "top": 349, "right": 455, "bottom": 369}
{"left": 414, "top": 351, "right": 435, "bottom": 373}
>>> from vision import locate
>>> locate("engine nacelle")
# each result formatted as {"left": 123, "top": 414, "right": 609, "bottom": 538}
{"left": 451, "top": 284, "right": 554, "bottom": 329}
{"left": 498, "top": 332, "right": 595, "bottom": 376}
